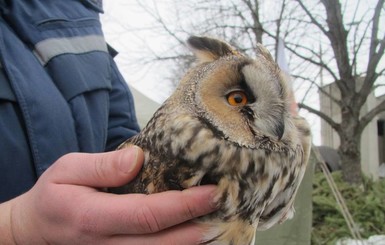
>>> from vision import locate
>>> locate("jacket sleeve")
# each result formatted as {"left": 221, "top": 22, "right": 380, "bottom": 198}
{"left": 105, "top": 57, "right": 140, "bottom": 151}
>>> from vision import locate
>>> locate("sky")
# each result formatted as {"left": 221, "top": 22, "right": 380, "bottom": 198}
{"left": 101, "top": 1, "right": 176, "bottom": 102}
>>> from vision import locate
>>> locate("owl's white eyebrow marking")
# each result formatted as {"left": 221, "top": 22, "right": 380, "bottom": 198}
{"left": 238, "top": 77, "right": 257, "bottom": 104}
{"left": 234, "top": 61, "right": 257, "bottom": 101}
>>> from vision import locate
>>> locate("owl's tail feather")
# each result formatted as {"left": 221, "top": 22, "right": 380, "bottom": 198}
{"left": 198, "top": 219, "right": 256, "bottom": 245}
{"left": 199, "top": 231, "right": 225, "bottom": 245}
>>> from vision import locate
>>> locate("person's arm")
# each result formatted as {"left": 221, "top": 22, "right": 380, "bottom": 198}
{"left": 105, "top": 57, "right": 141, "bottom": 151}
{"left": 0, "top": 146, "right": 217, "bottom": 245}
{"left": 0, "top": 199, "right": 14, "bottom": 244}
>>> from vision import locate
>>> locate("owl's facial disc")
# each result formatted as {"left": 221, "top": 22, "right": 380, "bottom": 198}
{"left": 195, "top": 58, "right": 288, "bottom": 147}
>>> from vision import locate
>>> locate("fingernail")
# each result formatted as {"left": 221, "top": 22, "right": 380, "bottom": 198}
{"left": 118, "top": 146, "right": 140, "bottom": 173}
{"left": 209, "top": 188, "right": 219, "bottom": 210}
{"left": 186, "top": 185, "right": 219, "bottom": 210}
{"left": 202, "top": 185, "right": 219, "bottom": 209}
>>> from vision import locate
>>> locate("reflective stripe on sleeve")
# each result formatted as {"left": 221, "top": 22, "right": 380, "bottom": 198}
{"left": 33, "top": 35, "right": 108, "bottom": 65}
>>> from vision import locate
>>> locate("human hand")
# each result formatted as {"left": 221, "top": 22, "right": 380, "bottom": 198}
{"left": 1, "top": 147, "right": 217, "bottom": 245}
{"left": 288, "top": 90, "right": 298, "bottom": 116}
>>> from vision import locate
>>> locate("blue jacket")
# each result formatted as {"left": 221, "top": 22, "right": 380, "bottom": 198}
{"left": 0, "top": 0, "right": 140, "bottom": 202}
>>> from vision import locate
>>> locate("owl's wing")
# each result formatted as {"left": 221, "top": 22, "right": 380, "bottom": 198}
{"left": 292, "top": 115, "right": 312, "bottom": 165}
{"left": 257, "top": 116, "right": 311, "bottom": 230}
{"left": 116, "top": 135, "right": 138, "bottom": 150}
{"left": 113, "top": 134, "right": 193, "bottom": 194}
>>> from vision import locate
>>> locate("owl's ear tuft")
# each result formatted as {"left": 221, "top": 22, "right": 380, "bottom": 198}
{"left": 187, "top": 36, "right": 240, "bottom": 63}
{"left": 255, "top": 43, "right": 275, "bottom": 64}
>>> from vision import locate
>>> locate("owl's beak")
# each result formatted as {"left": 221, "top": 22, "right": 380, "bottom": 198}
{"left": 275, "top": 120, "right": 285, "bottom": 140}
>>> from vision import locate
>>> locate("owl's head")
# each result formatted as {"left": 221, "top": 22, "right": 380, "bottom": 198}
{"left": 171, "top": 36, "right": 291, "bottom": 148}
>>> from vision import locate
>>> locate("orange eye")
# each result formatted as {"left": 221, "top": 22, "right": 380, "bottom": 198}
{"left": 227, "top": 91, "right": 248, "bottom": 106}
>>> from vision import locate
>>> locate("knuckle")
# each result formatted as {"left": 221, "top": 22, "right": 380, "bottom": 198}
{"left": 52, "top": 152, "right": 84, "bottom": 173}
{"left": 133, "top": 205, "right": 162, "bottom": 233}
{"left": 93, "top": 160, "right": 105, "bottom": 181}
{"left": 45, "top": 152, "right": 79, "bottom": 178}
{"left": 52, "top": 153, "right": 75, "bottom": 170}
{"left": 92, "top": 154, "right": 110, "bottom": 182}
{"left": 181, "top": 198, "right": 197, "bottom": 220}
{"left": 183, "top": 203, "right": 196, "bottom": 220}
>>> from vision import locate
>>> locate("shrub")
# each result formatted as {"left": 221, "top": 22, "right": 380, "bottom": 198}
{"left": 312, "top": 170, "right": 385, "bottom": 245}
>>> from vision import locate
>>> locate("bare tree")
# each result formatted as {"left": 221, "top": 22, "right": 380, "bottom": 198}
{"left": 291, "top": 0, "right": 385, "bottom": 184}
{"left": 131, "top": 0, "right": 277, "bottom": 82}
{"left": 126, "top": 0, "right": 384, "bottom": 184}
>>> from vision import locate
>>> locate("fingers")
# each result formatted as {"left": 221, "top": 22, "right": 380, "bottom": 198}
{"left": 74, "top": 185, "right": 217, "bottom": 236}
{"left": 34, "top": 148, "right": 217, "bottom": 244}
{"left": 45, "top": 146, "right": 144, "bottom": 187}
{"left": 107, "top": 222, "right": 205, "bottom": 245}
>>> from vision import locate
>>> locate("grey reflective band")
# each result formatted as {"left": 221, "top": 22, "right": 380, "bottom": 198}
{"left": 33, "top": 35, "right": 108, "bottom": 65}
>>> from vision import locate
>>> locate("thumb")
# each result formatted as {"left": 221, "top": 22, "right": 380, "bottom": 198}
{"left": 46, "top": 146, "right": 144, "bottom": 188}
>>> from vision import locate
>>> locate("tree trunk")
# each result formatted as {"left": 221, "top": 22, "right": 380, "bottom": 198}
{"left": 338, "top": 131, "right": 363, "bottom": 185}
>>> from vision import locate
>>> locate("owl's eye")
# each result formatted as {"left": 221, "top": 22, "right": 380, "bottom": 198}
{"left": 227, "top": 91, "right": 248, "bottom": 106}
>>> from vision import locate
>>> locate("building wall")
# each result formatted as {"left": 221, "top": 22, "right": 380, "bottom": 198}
{"left": 376, "top": 109, "right": 385, "bottom": 166}
{"left": 360, "top": 93, "right": 380, "bottom": 179}
{"left": 129, "top": 85, "right": 161, "bottom": 128}
{"left": 319, "top": 83, "right": 341, "bottom": 149}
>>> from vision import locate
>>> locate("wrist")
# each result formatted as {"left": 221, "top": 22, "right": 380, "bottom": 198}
{"left": 0, "top": 199, "right": 17, "bottom": 245}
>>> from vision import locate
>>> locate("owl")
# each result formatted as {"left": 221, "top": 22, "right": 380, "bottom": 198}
{"left": 110, "top": 36, "right": 311, "bottom": 245}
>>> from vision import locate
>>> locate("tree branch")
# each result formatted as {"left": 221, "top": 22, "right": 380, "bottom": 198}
{"left": 295, "top": 0, "right": 329, "bottom": 36}
{"left": 369, "top": 0, "right": 384, "bottom": 58}
{"left": 239, "top": 0, "right": 263, "bottom": 43}
{"left": 320, "top": 0, "right": 354, "bottom": 94}
{"left": 350, "top": 10, "right": 372, "bottom": 76}
{"left": 274, "top": 0, "right": 287, "bottom": 60}
{"left": 136, "top": 0, "right": 186, "bottom": 46}
{"left": 359, "top": 99, "right": 385, "bottom": 133}
{"left": 284, "top": 42, "right": 339, "bottom": 81}
{"left": 298, "top": 102, "right": 340, "bottom": 131}
{"left": 359, "top": 0, "right": 385, "bottom": 100}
